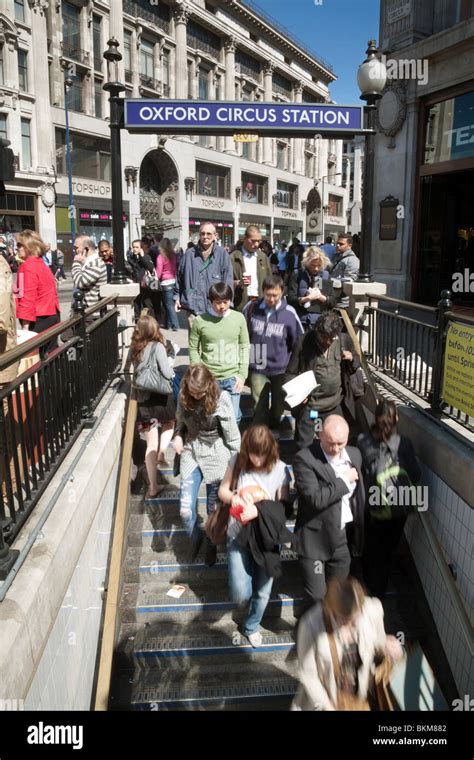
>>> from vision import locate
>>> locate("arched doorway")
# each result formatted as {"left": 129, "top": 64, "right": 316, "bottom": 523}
{"left": 139, "top": 149, "right": 180, "bottom": 243}
{"left": 306, "top": 188, "right": 322, "bottom": 242}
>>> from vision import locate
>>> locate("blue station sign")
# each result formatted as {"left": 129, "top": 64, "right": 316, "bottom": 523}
{"left": 124, "top": 100, "right": 366, "bottom": 136}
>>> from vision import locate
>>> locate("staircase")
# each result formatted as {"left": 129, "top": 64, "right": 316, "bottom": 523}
{"left": 109, "top": 426, "right": 304, "bottom": 711}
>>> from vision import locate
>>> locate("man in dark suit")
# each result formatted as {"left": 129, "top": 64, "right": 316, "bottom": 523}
{"left": 293, "top": 414, "right": 365, "bottom": 612}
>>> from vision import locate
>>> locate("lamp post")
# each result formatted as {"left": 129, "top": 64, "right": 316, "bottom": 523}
{"left": 60, "top": 60, "right": 76, "bottom": 247}
{"left": 357, "top": 40, "right": 387, "bottom": 281}
{"left": 103, "top": 38, "right": 128, "bottom": 284}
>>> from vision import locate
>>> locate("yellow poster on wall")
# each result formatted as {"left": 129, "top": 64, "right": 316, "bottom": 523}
{"left": 442, "top": 322, "right": 474, "bottom": 417}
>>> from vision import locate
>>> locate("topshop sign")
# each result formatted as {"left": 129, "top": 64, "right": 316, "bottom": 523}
{"left": 125, "top": 101, "right": 366, "bottom": 136}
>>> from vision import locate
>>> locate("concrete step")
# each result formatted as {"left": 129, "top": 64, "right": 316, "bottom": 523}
{"left": 123, "top": 543, "right": 298, "bottom": 583}
{"left": 110, "top": 660, "right": 299, "bottom": 711}
{"left": 127, "top": 517, "right": 296, "bottom": 547}
{"left": 119, "top": 575, "right": 303, "bottom": 625}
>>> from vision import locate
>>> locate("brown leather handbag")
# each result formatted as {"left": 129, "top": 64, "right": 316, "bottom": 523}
{"left": 204, "top": 460, "right": 240, "bottom": 545}
{"left": 323, "top": 610, "right": 370, "bottom": 711}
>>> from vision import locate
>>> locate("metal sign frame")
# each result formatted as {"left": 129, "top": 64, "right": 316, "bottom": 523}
{"left": 124, "top": 99, "right": 371, "bottom": 138}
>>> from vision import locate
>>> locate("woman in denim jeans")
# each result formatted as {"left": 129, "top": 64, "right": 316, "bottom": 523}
{"left": 218, "top": 425, "right": 290, "bottom": 647}
{"left": 173, "top": 365, "right": 240, "bottom": 566}
{"left": 156, "top": 238, "right": 180, "bottom": 331}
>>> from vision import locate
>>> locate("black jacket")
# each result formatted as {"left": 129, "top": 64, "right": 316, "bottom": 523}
{"left": 293, "top": 441, "right": 365, "bottom": 560}
{"left": 236, "top": 500, "right": 295, "bottom": 579}
{"left": 125, "top": 252, "right": 154, "bottom": 285}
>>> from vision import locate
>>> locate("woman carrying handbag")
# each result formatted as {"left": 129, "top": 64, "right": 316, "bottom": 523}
{"left": 292, "top": 577, "right": 403, "bottom": 711}
{"left": 172, "top": 365, "right": 240, "bottom": 566}
{"left": 130, "top": 315, "right": 176, "bottom": 498}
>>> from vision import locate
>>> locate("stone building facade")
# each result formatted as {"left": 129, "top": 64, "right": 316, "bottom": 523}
{"left": 372, "top": 0, "right": 474, "bottom": 305}
{"left": 0, "top": 0, "right": 362, "bottom": 261}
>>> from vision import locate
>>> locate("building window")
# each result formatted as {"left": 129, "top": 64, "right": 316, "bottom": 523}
{"left": 276, "top": 180, "right": 298, "bottom": 209}
{"left": 162, "top": 49, "right": 170, "bottom": 96}
{"left": 198, "top": 69, "right": 209, "bottom": 99}
{"left": 0, "top": 114, "right": 7, "bottom": 142}
{"left": 276, "top": 141, "right": 288, "bottom": 170}
{"left": 122, "top": 0, "right": 170, "bottom": 33}
{"left": 94, "top": 79, "right": 102, "bottom": 118}
{"left": 424, "top": 92, "right": 474, "bottom": 164}
{"left": 55, "top": 129, "right": 111, "bottom": 181}
{"left": 93, "top": 16, "right": 102, "bottom": 71}
{"left": 242, "top": 172, "right": 268, "bottom": 204}
{"left": 328, "top": 194, "right": 343, "bottom": 216}
{"left": 67, "top": 76, "right": 83, "bottom": 113}
{"left": 18, "top": 50, "right": 28, "bottom": 91}
{"left": 21, "top": 118, "right": 31, "bottom": 169}
{"left": 273, "top": 72, "right": 292, "bottom": 99}
{"left": 196, "top": 160, "right": 230, "bottom": 198}
{"left": 140, "top": 40, "right": 154, "bottom": 85}
{"left": 14, "top": 0, "right": 25, "bottom": 23}
{"left": 304, "top": 152, "right": 314, "bottom": 178}
{"left": 235, "top": 50, "right": 261, "bottom": 83}
{"left": 187, "top": 20, "right": 220, "bottom": 59}
{"left": 62, "top": 2, "right": 81, "bottom": 59}
{"left": 124, "top": 30, "right": 133, "bottom": 83}
{"left": 187, "top": 61, "right": 193, "bottom": 99}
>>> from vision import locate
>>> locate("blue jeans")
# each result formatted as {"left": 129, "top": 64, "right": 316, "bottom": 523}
{"left": 227, "top": 538, "right": 274, "bottom": 635}
{"left": 217, "top": 377, "right": 241, "bottom": 424}
{"left": 179, "top": 466, "right": 219, "bottom": 543}
{"left": 161, "top": 285, "right": 180, "bottom": 330}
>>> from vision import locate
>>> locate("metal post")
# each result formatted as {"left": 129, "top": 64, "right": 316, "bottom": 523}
{"left": 358, "top": 98, "right": 376, "bottom": 281}
{"left": 430, "top": 289, "right": 452, "bottom": 412}
{"left": 321, "top": 176, "right": 325, "bottom": 243}
{"left": 104, "top": 39, "right": 128, "bottom": 285}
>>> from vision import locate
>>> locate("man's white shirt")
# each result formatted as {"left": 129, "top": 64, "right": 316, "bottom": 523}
{"left": 242, "top": 247, "right": 258, "bottom": 297}
{"left": 322, "top": 447, "right": 356, "bottom": 528}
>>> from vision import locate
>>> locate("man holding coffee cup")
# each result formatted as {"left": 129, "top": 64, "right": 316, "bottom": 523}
{"left": 230, "top": 225, "right": 271, "bottom": 312}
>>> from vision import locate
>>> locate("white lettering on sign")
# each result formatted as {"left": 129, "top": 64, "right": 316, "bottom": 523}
{"left": 139, "top": 105, "right": 211, "bottom": 122}
{"left": 387, "top": 0, "right": 411, "bottom": 24}
{"left": 444, "top": 125, "right": 474, "bottom": 147}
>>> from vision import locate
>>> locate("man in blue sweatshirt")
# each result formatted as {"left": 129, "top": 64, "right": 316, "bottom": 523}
{"left": 244, "top": 274, "right": 303, "bottom": 433}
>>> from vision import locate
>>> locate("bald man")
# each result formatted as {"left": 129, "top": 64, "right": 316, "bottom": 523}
{"left": 293, "top": 415, "right": 365, "bottom": 612}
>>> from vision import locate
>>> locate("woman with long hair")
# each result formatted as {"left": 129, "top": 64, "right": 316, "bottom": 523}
{"left": 156, "top": 238, "right": 179, "bottom": 331}
{"left": 130, "top": 314, "right": 176, "bottom": 498}
{"left": 292, "top": 576, "right": 402, "bottom": 711}
{"left": 15, "top": 230, "right": 60, "bottom": 351}
{"left": 218, "top": 425, "right": 291, "bottom": 647}
{"left": 357, "top": 400, "right": 421, "bottom": 598}
{"left": 173, "top": 365, "right": 240, "bottom": 565}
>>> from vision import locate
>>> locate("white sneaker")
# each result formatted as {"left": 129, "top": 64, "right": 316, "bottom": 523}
{"left": 247, "top": 631, "right": 263, "bottom": 648}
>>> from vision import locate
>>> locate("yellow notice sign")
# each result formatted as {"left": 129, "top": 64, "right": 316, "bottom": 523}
{"left": 442, "top": 321, "right": 474, "bottom": 416}
{"left": 233, "top": 134, "right": 259, "bottom": 143}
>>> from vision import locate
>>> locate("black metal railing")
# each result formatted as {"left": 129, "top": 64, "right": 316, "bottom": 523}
{"left": 139, "top": 73, "right": 161, "bottom": 92}
{"left": 0, "top": 296, "right": 120, "bottom": 575}
{"left": 364, "top": 291, "right": 473, "bottom": 432}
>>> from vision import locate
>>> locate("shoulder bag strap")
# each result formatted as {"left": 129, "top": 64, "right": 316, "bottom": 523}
{"left": 323, "top": 609, "right": 342, "bottom": 686}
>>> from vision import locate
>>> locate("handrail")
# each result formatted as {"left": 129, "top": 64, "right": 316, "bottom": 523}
{"left": 368, "top": 294, "right": 437, "bottom": 314}
{"left": 418, "top": 511, "right": 474, "bottom": 656}
{"left": 338, "top": 308, "right": 379, "bottom": 404}
{"left": 444, "top": 311, "right": 474, "bottom": 325}
{"left": 0, "top": 315, "right": 80, "bottom": 371}
{"left": 0, "top": 296, "right": 119, "bottom": 372}
{"left": 94, "top": 396, "right": 137, "bottom": 711}
{"left": 365, "top": 307, "right": 438, "bottom": 329}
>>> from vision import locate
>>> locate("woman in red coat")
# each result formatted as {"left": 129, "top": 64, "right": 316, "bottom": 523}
{"left": 16, "top": 230, "right": 60, "bottom": 350}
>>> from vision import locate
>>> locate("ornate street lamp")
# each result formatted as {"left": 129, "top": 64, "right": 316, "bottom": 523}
{"left": 103, "top": 38, "right": 128, "bottom": 284}
{"left": 60, "top": 59, "right": 75, "bottom": 247}
{"left": 357, "top": 40, "right": 387, "bottom": 280}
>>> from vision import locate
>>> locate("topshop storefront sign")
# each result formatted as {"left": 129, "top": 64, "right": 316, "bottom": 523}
{"left": 125, "top": 101, "right": 366, "bottom": 136}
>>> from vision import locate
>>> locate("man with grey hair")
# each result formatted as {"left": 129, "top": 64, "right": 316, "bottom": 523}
{"left": 175, "top": 222, "right": 233, "bottom": 329}
{"left": 293, "top": 414, "right": 365, "bottom": 612}
{"left": 71, "top": 235, "right": 107, "bottom": 310}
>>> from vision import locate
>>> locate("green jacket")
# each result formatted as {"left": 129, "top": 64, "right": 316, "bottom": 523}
{"left": 230, "top": 248, "right": 272, "bottom": 312}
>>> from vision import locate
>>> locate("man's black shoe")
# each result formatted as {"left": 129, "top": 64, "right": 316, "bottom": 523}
{"left": 204, "top": 539, "right": 217, "bottom": 567}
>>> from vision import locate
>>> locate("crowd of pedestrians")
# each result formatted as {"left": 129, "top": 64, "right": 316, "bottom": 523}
{"left": 128, "top": 221, "right": 415, "bottom": 710}
{"left": 0, "top": 222, "right": 413, "bottom": 710}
